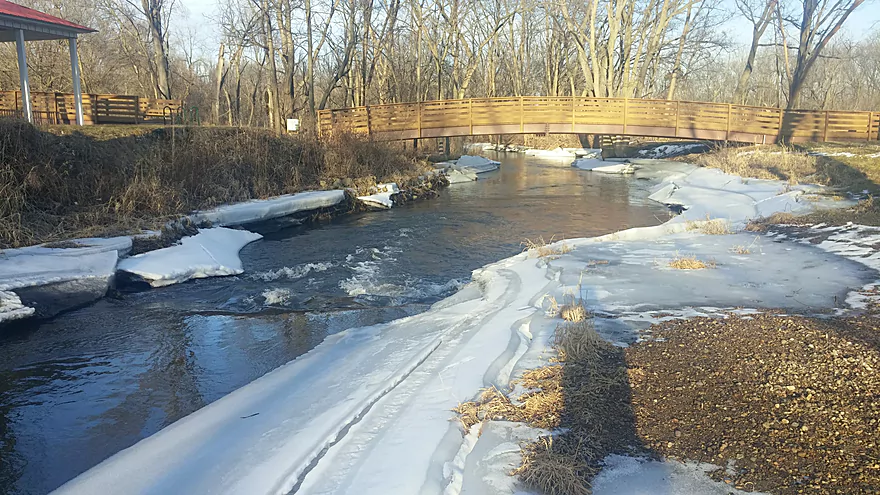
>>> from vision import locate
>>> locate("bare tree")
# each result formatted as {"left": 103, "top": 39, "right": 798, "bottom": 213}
{"left": 732, "top": 0, "right": 777, "bottom": 103}
{"left": 783, "top": 0, "right": 866, "bottom": 108}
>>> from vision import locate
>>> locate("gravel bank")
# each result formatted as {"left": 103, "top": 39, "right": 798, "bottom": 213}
{"left": 626, "top": 313, "right": 880, "bottom": 494}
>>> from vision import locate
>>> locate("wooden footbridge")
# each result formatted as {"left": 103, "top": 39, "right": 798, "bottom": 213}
{"left": 318, "top": 97, "right": 880, "bottom": 144}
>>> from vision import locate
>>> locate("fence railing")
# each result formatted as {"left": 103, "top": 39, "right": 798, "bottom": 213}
{"left": 318, "top": 96, "right": 880, "bottom": 144}
{"left": 0, "top": 91, "right": 183, "bottom": 125}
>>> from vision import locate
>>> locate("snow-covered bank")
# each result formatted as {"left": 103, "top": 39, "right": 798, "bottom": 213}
{"left": 56, "top": 159, "right": 875, "bottom": 495}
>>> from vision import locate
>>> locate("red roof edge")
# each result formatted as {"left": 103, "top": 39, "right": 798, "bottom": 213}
{"left": 0, "top": 0, "right": 95, "bottom": 33}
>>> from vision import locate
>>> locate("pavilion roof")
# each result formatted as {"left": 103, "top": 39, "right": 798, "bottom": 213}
{"left": 0, "top": 1, "right": 94, "bottom": 34}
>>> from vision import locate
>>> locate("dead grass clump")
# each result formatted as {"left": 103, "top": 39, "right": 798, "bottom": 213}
{"left": 522, "top": 236, "right": 573, "bottom": 259}
{"left": 729, "top": 236, "right": 760, "bottom": 255}
{"left": 730, "top": 245, "right": 751, "bottom": 255}
{"left": 685, "top": 215, "right": 732, "bottom": 235}
{"left": 516, "top": 437, "right": 592, "bottom": 495}
{"left": 668, "top": 255, "right": 715, "bottom": 269}
{"left": 559, "top": 303, "right": 587, "bottom": 322}
{"left": 554, "top": 320, "right": 603, "bottom": 364}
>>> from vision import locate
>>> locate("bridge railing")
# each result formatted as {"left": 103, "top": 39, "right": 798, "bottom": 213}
{"left": 318, "top": 96, "right": 880, "bottom": 144}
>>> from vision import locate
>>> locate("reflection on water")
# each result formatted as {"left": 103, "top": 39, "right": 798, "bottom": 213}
{"left": 0, "top": 153, "right": 669, "bottom": 494}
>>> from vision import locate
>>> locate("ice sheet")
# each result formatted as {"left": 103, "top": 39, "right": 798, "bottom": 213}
{"left": 0, "top": 290, "right": 34, "bottom": 323}
{"left": 455, "top": 155, "right": 501, "bottom": 174}
{"left": 116, "top": 228, "right": 263, "bottom": 287}
{"left": 190, "top": 190, "right": 346, "bottom": 227}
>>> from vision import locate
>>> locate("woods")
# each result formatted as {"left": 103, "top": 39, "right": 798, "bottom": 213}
{"left": 0, "top": 0, "right": 875, "bottom": 131}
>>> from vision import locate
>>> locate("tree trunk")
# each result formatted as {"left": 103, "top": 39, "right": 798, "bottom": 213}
{"left": 213, "top": 43, "right": 225, "bottom": 124}
{"left": 141, "top": 0, "right": 172, "bottom": 98}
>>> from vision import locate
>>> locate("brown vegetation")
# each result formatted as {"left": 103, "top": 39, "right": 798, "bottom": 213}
{"left": 668, "top": 255, "right": 715, "bottom": 269}
{"left": 694, "top": 144, "right": 880, "bottom": 195}
{"left": 454, "top": 315, "right": 640, "bottom": 495}
{"left": 522, "top": 237, "right": 573, "bottom": 259}
{"left": 685, "top": 215, "right": 732, "bottom": 235}
{"left": 0, "top": 121, "right": 429, "bottom": 248}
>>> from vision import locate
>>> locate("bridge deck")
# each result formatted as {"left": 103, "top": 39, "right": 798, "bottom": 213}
{"left": 318, "top": 97, "right": 880, "bottom": 144}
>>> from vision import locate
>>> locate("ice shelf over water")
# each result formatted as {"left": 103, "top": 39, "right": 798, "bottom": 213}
{"left": 453, "top": 155, "right": 501, "bottom": 174}
{"left": 117, "top": 228, "right": 263, "bottom": 287}
{"left": 0, "top": 291, "right": 34, "bottom": 323}
{"left": 56, "top": 160, "right": 877, "bottom": 495}
{"left": 573, "top": 158, "right": 637, "bottom": 174}
{"left": 0, "top": 238, "right": 127, "bottom": 320}
{"left": 357, "top": 183, "right": 400, "bottom": 209}
{"left": 189, "top": 190, "right": 347, "bottom": 227}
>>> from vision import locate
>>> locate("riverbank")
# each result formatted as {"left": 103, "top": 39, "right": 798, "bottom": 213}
{"left": 0, "top": 121, "right": 429, "bottom": 249}
{"left": 52, "top": 154, "right": 880, "bottom": 495}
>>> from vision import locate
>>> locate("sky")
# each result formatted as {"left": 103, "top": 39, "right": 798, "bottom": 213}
{"left": 177, "top": 0, "right": 880, "bottom": 59}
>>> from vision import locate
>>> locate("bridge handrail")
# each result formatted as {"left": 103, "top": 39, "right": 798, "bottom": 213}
{"left": 318, "top": 96, "right": 880, "bottom": 144}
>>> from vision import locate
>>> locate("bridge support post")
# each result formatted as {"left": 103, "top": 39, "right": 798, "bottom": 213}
{"left": 823, "top": 111, "right": 829, "bottom": 142}
{"left": 412, "top": 138, "right": 418, "bottom": 150}
{"left": 725, "top": 103, "right": 732, "bottom": 142}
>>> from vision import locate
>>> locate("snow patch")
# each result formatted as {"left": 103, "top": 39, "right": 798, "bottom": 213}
{"left": 592, "top": 455, "right": 763, "bottom": 494}
{"left": 0, "top": 291, "right": 34, "bottom": 323}
{"left": 574, "top": 158, "right": 637, "bottom": 174}
{"left": 454, "top": 155, "right": 501, "bottom": 174}
{"left": 524, "top": 147, "right": 576, "bottom": 159}
{"left": 358, "top": 183, "right": 400, "bottom": 209}
{"left": 445, "top": 168, "right": 479, "bottom": 184}
{"left": 117, "top": 228, "right": 262, "bottom": 287}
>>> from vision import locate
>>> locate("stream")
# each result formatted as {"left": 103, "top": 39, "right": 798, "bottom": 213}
{"left": 0, "top": 152, "right": 670, "bottom": 494}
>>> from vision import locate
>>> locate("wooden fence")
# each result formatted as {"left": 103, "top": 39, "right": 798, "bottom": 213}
{"left": 318, "top": 96, "right": 880, "bottom": 144}
{"left": 0, "top": 91, "right": 183, "bottom": 125}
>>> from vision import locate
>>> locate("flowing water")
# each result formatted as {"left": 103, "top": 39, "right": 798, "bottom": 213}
{"left": 0, "top": 153, "right": 670, "bottom": 494}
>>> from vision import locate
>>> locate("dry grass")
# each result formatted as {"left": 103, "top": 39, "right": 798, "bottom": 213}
{"left": 744, "top": 211, "right": 800, "bottom": 232}
{"left": 522, "top": 236, "right": 573, "bottom": 259}
{"left": 0, "top": 120, "right": 430, "bottom": 248}
{"left": 730, "top": 236, "right": 760, "bottom": 255}
{"left": 559, "top": 303, "right": 588, "bottom": 323}
{"left": 694, "top": 145, "right": 817, "bottom": 184}
{"left": 693, "top": 143, "right": 880, "bottom": 194}
{"left": 453, "top": 317, "right": 638, "bottom": 495}
{"left": 685, "top": 215, "right": 732, "bottom": 235}
{"left": 553, "top": 320, "right": 603, "bottom": 364}
{"left": 730, "top": 245, "right": 751, "bottom": 255}
{"left": 668, "top": 255, "right": 715, "bottom": 269}
{"left": 747, "top": 196, "right": 880, "bottom": 230}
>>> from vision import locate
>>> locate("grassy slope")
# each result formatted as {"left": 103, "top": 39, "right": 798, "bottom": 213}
{"left": 0, "top": 122, "right": 430, "bottom": 248}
